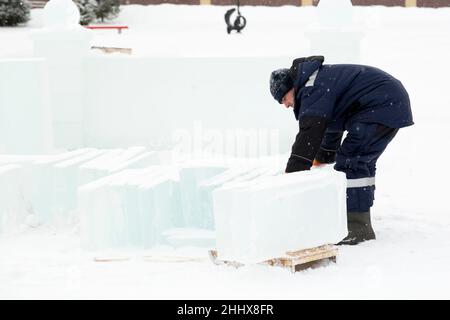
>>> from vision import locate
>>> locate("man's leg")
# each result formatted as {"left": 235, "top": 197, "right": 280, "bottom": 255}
{"left": 334, "top": 123, "right": 399, "bottom": 245}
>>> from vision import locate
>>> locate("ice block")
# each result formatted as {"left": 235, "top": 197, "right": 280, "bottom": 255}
{"left": 213, "top": 166, "right": 348, "bottom": 263}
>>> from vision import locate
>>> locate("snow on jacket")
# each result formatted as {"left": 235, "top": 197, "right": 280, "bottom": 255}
{"left": 285, "top": 60, "right": 413, "bottom": 173}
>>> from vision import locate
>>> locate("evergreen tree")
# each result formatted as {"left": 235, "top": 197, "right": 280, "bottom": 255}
{"left": 95, "top": 0, "right": 120, "bottom": 23}
{"left": 74, "top": 0, "right": 97, "bottom": 26}
{"left": 0, "top": 0, "right": 31, "bottom": 27}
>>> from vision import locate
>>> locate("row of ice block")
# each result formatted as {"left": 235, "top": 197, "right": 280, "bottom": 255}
{"left": 78, "top": 159, "right": 283, "bottom": 250}
{"left": 1, "top": 148, "right": 348, "bottom": 261}
{"left": 0, "top": 147, "right": 161, "bottom": 230}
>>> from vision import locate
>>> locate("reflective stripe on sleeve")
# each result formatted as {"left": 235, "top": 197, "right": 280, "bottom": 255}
{"left": 347, "top": 177, "right": 376, "bottom": 188}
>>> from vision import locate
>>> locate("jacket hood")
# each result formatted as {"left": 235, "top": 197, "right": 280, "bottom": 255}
{"left": 293, "top": 59, "right": 324, "bottom": 89}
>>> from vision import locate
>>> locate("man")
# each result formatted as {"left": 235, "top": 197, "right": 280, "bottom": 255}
{"left": 270, "top": 56, "right": 413, "bottom": 245}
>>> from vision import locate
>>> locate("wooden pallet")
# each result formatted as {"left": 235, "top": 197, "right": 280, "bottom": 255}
{"left": 209, "top": 244, "right": 338, "bottom": 272}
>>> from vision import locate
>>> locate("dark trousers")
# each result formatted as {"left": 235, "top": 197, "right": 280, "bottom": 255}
{"left": 322, "top": 123, "right": 398, "bottom": 212}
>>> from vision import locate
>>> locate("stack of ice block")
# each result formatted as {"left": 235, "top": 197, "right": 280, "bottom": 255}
{"left": 213, "top": 166, "right": 348, "bottom": 264}
{"left": 24, "top": 149, "right": 94, "bottom": 223}
{"left": 77, "top": 147, "right": 160, "bottom": 186}
{"left": 79, "top": 166, "right": 181, "bottom": 250}
{"left": 51, "top": 149, "right": 108, "bottom": 220}
{"left": 77, "top": 157, "right": 289, "bottom": 250}
{"left": 0, "top": 147, "right": 162, "bottom": 228}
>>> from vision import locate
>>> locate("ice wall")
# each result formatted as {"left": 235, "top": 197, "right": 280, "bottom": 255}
{"left": 213, "top": 167, "right": 348, "bottom": 263}
{"left": 83, "top": 56, "right": 298, "bottom": 154}
{"left": 0, "top": 59, "right": 53, "bottom": 154}
{"left": 1, "top": 55, "right": 298, "bottom": 154}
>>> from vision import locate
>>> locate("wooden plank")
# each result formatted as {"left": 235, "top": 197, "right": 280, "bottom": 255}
{"left": 301, "top": 0, "right": 314, "bottom": 6}
{"left": 200, "top": 0, "right": 211, "bottom": 4}
{"left": 209, "top": 244, "right": 338, "bottom": 272}
{"left": 91, "top": 46, "right": 133, "bottom": 55}
{"left": 405, "top": 0, "right": 417, "bottom": 6}
{"left": 93, "top": 256, "right": 130, "bottom": 262}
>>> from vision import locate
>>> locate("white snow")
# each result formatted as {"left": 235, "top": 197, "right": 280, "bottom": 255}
{"left": 1, "top": 4, "right": 450, "bottom": 299}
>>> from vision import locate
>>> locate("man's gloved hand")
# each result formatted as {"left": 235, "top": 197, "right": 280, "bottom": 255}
{"left": 289, "top": 55, "right": 325, "bottom": 81}
{"left": 312, "top": 159, "right": 325, "bottom": 167}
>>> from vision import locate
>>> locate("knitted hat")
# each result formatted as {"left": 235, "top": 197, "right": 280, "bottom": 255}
{"left": 269, "top": 68, "right": 293, "bottom": 104}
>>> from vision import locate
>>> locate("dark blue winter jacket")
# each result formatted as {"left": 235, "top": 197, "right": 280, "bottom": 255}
{"left": 285, "top": 59, "right": 413, "bottom": 173}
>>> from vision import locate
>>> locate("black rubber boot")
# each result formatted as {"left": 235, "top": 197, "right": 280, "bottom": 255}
{"left": 337, "top": 210, "right": 376, "bottom": 245}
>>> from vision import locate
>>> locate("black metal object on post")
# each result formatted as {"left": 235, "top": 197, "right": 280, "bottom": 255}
{"left": 224, "top": 0, "right": 247, "bottom": 34}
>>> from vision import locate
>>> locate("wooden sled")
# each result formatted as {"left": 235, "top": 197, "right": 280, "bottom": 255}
{"left": 209, "top": 244, "right": 338, "bottom": 272}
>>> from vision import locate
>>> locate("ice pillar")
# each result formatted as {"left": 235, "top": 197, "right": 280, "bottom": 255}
{"left": 31, "top": 0, "right": 92, "bottom": 149}
{"left": 305, "top": 0, "right": 364, "bottom": 64}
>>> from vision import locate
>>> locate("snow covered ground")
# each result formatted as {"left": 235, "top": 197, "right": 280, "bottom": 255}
{"left": 1, "top": 4, "right": 450, "bottom": 299}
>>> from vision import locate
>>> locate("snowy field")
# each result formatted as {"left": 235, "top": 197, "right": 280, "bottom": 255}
{"left": 1, "top": 4, "right": 450, "bottom": 299}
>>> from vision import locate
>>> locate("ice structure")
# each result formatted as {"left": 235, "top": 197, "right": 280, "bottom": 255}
{"left": 79, "top": 166, "right": 180, "bottom": 250}
{"left": 0, "top": 59, "right": 53, "bottom": 154}
{"left": 306, "top": 0, "right": 363, "bottom": 64}
{"left": 0, "top": 147, "right": 162, "bottom": 227}
{"left": 79, "top": 158, "right": 234, "bottom": 251}
{"left": 213, "top": 166, "right": 348, "bottom": 264}
{"left": 78, "top": 157, "right": 283, "bottom": 250}
{"left": 44, "top": 147, "right": 159, "bottom": 223}
{"left": 163, "top": 160, "right": 281, "bottom": 247}
{"left": 0, "top": 165, "right": 27, "bottom": 233}
{"left": 77, "top": 146, "right": 159, "bottom": 185}
{"left": 24, "top": 148, "right": 94, "bottom": 223}
{"left": 196, "top": 165, "right": 282, "bottom": 230}
{"left": 31, "top": 0, "right": 92, "bottom": 149}
{"left": 51, "top": 149, "right": 108, "bottom": 220}
{"left": 178, "top": 161, "right": 229, "bottom": 229}
{"left": 43, "top": 0, "right": 81, "bottom": 29}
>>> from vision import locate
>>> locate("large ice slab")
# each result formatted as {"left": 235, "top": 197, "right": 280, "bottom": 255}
{"left": 51, "top": 149, "right": 108, "bottom": 221}
{"left": 79, "top": 166, "right": 180, "bottom": 251}
{"left": 24, "top": 149, "right": 94, "bottom": 223}
{"left": 213, "top": 166, "right": 348, "bottom": 264}
{"left": 178, "top": 160, "right": 229, "bottom": 229}
{"left": 196, "top": 164, "right": 282, "bottom": 231}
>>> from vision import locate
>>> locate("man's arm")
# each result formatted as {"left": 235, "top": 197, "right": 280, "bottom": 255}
{"left": 314, "top": 130, "right": 344, "bottom": 164}
{"left": 285, "top": 116, "right": 328, "bottom": 173}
